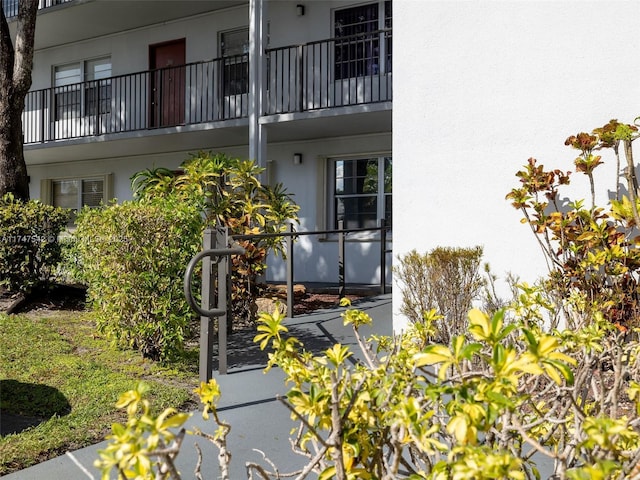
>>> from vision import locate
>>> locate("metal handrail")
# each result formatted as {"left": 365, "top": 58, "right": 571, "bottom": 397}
{"left": 183, "top": 246, "right": 245, "bottom": 318}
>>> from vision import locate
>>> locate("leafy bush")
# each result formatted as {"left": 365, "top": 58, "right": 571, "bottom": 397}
{"left": 394, "top": 246, "right": 485, "bottom": 343}
{"left": 74, "top": 197, "right": 202, "bottom": 361}
{"left": 131, "top": 152, "right": 299, "bottom": 324}
{"left": 97, "top": 295, "right": 640, "bottom": 480}
{"left": 507, "top": 118, "right": 640, "bottom": 329}
{"left": 0, "top": 194, "right": 69, "bottom": 293}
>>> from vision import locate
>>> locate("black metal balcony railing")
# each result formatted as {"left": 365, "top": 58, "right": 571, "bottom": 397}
{"left": 23, "top": 54, "right": 250, "bottom": 144}
{"left": 22, "top": 31, "right": 392, "bottom": 145}
{"left": 266, "top": 29, "right": 392, "bottom": 114}
{"left": 2, "top": 0, "right": 73, "bottom": 18}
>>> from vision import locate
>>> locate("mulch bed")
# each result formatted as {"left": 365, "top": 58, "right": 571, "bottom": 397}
{"left": 0, "top": 284, "right": 87, "bottom": 315}
{"left": 0, "top": 284, "right": 364, "bottom": 316}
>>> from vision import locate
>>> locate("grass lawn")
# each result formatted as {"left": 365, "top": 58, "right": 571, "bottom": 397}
{"left": 0, "top": 310, "right": 199, "bottom": 475}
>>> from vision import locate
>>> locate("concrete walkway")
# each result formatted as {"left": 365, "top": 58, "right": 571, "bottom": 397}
{"left": 4, "top": 295, "right": 392, "bottom": 480}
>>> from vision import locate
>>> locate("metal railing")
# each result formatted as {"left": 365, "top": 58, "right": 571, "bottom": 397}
{"left": 233, "top": 220, "right": 392, "bottom": 318}
{"left": 265, "top": 29, "right": 392, "bottom": 114}
{"left": 2, "top": 0, "right": 73, "bottom": 18}
{"left": 23, "top": 55, "right": 249, "bottom": 144}
{"left": 21, "top": 29, "right": 392, "bottom": 145}
{"left": 184, "top": 220, "right": 391, "bottom": 379}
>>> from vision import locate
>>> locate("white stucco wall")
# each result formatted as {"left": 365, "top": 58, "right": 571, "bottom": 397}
{"left": 27, "top": 131, "right": 392, "bottom": 285}
{"left": 392, "top": 0, "right": 640, "bottom": 330}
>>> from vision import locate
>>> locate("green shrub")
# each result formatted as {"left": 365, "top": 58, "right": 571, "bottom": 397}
{"left": 74, "top": 197, "right": 202, "bottom": 361}
{"left": 0, "top": 194, "right": 69, "bottom": 293}
{"left": 394, "top": 246, "right": 485, "bottom": 343}
{"left": 131, "top": 152, "right": 299, "bottom": 324}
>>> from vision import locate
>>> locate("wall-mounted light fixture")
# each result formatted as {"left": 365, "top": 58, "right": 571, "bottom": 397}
{"left": 296, "top": 4, "right": 305, "bottom": 16}
{"left": 293, "top": 153, "right": 303, "bottom": 165}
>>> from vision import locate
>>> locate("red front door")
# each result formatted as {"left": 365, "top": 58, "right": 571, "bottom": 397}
{"left": 150, "top": 39, "right": 186, "bottom": 127}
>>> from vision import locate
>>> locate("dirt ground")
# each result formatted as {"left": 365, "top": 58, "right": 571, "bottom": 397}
{"left": 0, "top": 284, "right": 364, "bottom": 317}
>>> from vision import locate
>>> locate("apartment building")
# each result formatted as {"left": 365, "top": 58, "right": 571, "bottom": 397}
{"left": 5, "top": 0, "right": 393, "bottom": 286}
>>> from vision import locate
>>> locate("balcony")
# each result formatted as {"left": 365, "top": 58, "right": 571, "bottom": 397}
{"left": 21, "top": 31, "right": 392, "bottom": 146}
{"left": 3, "top": 1, "right": 244, "bottom": 50}
{"left": 266, "top": 29, "right": 392, "bottom": 114}
{"left": 1, "top": 0, "right": 73, "bottom": 18}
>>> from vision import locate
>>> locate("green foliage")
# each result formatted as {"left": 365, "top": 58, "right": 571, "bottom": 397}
{"left": 394, "top": 246, "right": 485, "bottom": 343}
{"left": 131, "top": 152, "right": 299, "bottom": 323}
{"left": 0, "top": 194, "right": 69, "bottom": 293}
{"left": 99, "top": 294, "right": 640, "bottom": 479}
{"left": 95, "top": 383, "right": 191, "bottom": 480}
{"left": 507, "top": 118, "right": 640, "bottom": 329}
{"left": 73, "top": 197, "right": 203, "bottom": 361}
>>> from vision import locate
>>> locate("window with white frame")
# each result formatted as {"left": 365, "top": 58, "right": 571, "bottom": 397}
{"left": 53, "top": 57, "right": 112, "bottom": 121}
{"left": 220, "top": 28, "right": 249, "bottom": 96}
{"left": 42, "top": 174, "right": 112, "bottom": 226}
{"left": 331, "top": 156, "right": 392, "bottom": 230}
{"left": 334, "top": 1, "right": 392, "bottom": 80}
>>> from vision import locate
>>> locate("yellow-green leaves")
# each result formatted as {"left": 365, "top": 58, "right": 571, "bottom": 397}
{"left": 341, "top": 300, "right": 373, "bottom": 328}
{"left": 195, "top": 379, "right": 222, "bottom": 420}
{"left": 414, "top": 335, "right": 481, "bottom": 381}
{"left": 447, "top": 414, "right": 476, "bottom": 445}
{"left": 95, "top": 382, "right": 191, "bottom": 480}
{"left": 522, "top": 329, "right": 576, "bottom": 385}
{"left": 254, "top": 308, "right": 288, "bottom": 350}
{"left": 414, "top": 344, "right": 453, "bottom": 367}
{"left": 468, "top": 309, "right": 515, "bottom": 344}
{"left": 628, "top": 381, "right": 640, "bottom": 415}
{"left": 115, "top": 382, "right": 151, "bottom": 416}
{"left": 326, "top": 343, "right": 353, "bottom": 367}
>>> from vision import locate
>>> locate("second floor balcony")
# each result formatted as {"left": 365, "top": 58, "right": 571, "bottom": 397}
{"left": 22, "top": 30, "right": 392, "bottom": 146}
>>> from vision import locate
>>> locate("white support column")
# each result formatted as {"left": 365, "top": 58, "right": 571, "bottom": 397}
{"left": 249, "top": 0, "right": 267, "bottom": 172}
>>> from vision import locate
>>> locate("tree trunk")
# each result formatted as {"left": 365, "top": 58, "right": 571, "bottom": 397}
{"left": 0, "top": 97, "right": 29, "bottom": 200}
{"left": 0, "top": 0, "right": 39, "bottom": 201}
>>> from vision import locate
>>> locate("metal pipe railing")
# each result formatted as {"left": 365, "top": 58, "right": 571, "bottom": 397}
{"left": 232, "top": 219, "right": 392, "bottom": 317}
{"left": 184, "top": 222, "right": 391, "bottom": 378}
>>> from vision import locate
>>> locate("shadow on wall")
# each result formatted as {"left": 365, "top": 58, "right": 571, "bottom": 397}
{"left": 267, "top": 234, "right": 393, "bottom": 286}
{"left": 0, "top": 380, "right": 72, "bottom": 436}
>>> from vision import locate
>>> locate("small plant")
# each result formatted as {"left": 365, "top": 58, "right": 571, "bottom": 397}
{"left": 0, "top": 194, "right": 69, "bottom": 293}
{"left": 394, "top": 246, "right": 485, "bottom": 343}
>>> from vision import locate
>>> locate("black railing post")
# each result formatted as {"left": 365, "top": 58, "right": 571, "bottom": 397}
{"left": 338, "top": 220, "right": 345, "bottom": 298}
{"left": 297, "top": 45, "right": 304, "bottom": 112}
{"left": 40, "top": 90, "right": 45, "bottom": 143}
{"left": 286, "top": 222, "right": 295, "bottom": 318}
{"left": 216, "top": 226, "right": 229, "bottom": 375}
{"left": 199, "top": 228, "right": 214, "bottom": 383}
{"left": 380, "top": 219, "right": 386, "bottom": 294}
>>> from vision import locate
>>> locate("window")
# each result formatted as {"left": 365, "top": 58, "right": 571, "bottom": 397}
{"left": 220, "top": 28, "right": 249, "bottom": 96}
{"left": 332, "top": 156, "right": 392, "bottom": 230}
{"left": 54, "top": 57, "right": 112, "bottom": 121}
{"left": 54, "top": 63, "right": 81, "bottom": 121}
{"left": 334, "top": 1, "right": 392, "bottom": 80}
{"left": 42, "top": 175, "right": 112, "bottom": 226}
{"left": 84, "top": 57, "right": 112, "bottom": 116}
